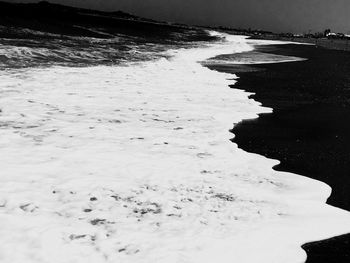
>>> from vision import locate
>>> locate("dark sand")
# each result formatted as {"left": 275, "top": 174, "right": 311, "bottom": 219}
{"left": 206, "top": 44, "right": 350, "bottom": 262}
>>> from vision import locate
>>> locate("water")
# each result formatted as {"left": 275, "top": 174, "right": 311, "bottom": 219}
{"left": 1, "top": 30, "right": 350, "bottom": 263}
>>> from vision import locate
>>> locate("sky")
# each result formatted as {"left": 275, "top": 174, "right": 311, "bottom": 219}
{"left": 11, "top": 0, "right": 350, "bottom": 33}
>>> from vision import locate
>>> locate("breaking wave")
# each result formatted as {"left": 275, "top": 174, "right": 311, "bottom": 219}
{"left": 0, "top": 26, "right": 207, "bottom": 69}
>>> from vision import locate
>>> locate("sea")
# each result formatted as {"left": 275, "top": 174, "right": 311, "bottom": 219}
{"left": 1, "top": 7, "right": 350, "bottom": 263}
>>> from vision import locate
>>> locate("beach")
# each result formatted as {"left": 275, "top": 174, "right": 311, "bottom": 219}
{"left": 1, "top": 1, "right": 350, "bottom": 262}
{"left": 1, "top": 27, "right": 350, "bottom": 261}
{"left": 207, "top": 42, "right": 350, "bottom": 262}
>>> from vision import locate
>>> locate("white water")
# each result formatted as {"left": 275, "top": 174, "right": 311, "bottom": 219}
{"left": 0, "top": 34, "right": 349, "bottom": 263}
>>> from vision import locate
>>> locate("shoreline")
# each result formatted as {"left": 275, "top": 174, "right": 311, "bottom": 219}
{"left": 206, "top": 42, "right": 350, "bottom": 262}
{"left": 1, "top": 32, "right": 350, "bottom": 262}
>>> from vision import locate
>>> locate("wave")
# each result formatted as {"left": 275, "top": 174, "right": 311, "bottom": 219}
{"left": 0, "top": 24, "right": 212, "bottom": 69}
{"left": 0, "top": 33, "right": 349, "bottom": 263}
{"left": 0, "top": 32, "right": 170, "bottom": 69}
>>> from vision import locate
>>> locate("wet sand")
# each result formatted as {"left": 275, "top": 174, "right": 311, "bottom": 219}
{"left": 207, "top": 43, "right": 350, "bottom": 262}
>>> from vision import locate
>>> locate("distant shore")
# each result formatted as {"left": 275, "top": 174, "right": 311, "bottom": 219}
{"left": 249, "top": 35, "right": 350, "bottom": 52}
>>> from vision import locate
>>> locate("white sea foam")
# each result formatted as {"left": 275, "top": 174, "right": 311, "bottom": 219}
{"left": 0, "top": 33, "right": 349, "bottom": 263}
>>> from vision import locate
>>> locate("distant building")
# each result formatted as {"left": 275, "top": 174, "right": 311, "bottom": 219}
{"left": 326, "top": 32, "right": 346, "bottom": 39}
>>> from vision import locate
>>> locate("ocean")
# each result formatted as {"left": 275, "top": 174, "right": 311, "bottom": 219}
{"left": 1, "top": 3, "right": 350, "bottom": 262}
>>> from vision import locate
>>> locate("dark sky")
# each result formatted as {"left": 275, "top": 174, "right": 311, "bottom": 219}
{"left": 12, "top": 0, "right": 350, "bottom": 33}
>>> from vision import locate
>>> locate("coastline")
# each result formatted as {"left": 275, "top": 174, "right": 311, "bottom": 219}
{"left": 1, "top": 1, "right": 349, "bottom": 261}
{"left": 1, "top": 33, "right": 350, "bottom": 262}
{"left": 206, "top": 42, "right": 350, "bottom": 262}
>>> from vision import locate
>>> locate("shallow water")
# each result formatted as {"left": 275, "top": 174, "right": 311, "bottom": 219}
{"left": 203, "top": 50, "right": 306, "bottom": 65}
